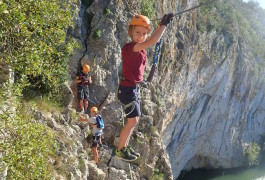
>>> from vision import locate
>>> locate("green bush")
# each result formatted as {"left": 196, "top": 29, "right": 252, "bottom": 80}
{"left": 140, "top": 0, "right": 155, "bottom": 19}
{"left": 104, "top": 8, "right": 111, "bottom": 15}
{"left": 197, "top": 0, "right": 265, "bottom": 62}
{"left": 243, "top": 142, "right": 261, "bottom": 166}
{"left": 0, "top": 0, "right": 77, "bottom": 178}
{"left": 0, "top": 104, "right": 57, "bottom": 179}
{"left": 142, "top": 105, "right": 149, "bottom": 115}
{"left": 0, "top": 0, "right": 79, "bottom": 98}
{"left": 93, "top": 29, "right": 102, "bottom": 39}
{"left": 29, "top": 95, "right": 64, "bottom": 113}
{"left": 151, "top": 168, "right": 164, "bottom": 180}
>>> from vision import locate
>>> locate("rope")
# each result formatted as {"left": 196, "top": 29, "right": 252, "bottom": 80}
{"left": 152, "top": 38, "right": 163, "bottom": 65}
{"left": 147, "top": 38, "right": 162, "bottom": 82}
{"left": 151, "top": 0, "right": 216, "bottom": 21}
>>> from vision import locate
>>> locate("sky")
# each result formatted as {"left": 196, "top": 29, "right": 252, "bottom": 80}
{"left": 243, "top": 0, "right": 265, "bottom": 9}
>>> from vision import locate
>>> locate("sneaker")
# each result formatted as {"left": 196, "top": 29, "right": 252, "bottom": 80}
{"left": 115, "top": 147, "right": 137, "bottom": 162}
{"left": 127, "top": 146, "right": 140, "bottom": 158}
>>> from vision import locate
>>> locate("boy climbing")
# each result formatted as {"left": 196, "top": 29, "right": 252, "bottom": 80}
{"left": 79, "top": 107, "right": 103, "bottom": 165}
{"left": 115, "top": 14, "right": 174, "bottom": 162}
{"left": 75, "top": 64, "right": 92, "bottom": 114}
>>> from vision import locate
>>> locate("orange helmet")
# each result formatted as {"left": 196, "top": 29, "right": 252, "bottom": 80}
{"left": 90, "top": 107, "right": 98, "bottom": 114}
{"left": 83, "top": 64, "right": 90, "bottom": 73}
{"left": 129, "top": 14, "right": 151, "bottom": 33}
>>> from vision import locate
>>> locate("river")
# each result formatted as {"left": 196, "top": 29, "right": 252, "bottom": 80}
{"left": 177, "top": 164, "right": 265, "bottom": 180}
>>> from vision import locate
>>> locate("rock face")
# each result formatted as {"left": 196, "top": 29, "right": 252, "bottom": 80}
{"left": 163, "top": 33, "right": 265, "bottom": 178}
{"left": 66, "top": 0, "right": 265, "bottom": 179}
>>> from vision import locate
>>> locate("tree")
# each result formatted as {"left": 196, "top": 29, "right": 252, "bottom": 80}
{"left": 0, "top": 0, "right": 78, "bottom": 178}
{"left": 0, "top": 0, "right": 78, "bottom": 97}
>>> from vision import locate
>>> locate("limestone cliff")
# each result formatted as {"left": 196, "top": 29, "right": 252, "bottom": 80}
{"left": 65, "top": 0, "right": 265, "bottom": 179}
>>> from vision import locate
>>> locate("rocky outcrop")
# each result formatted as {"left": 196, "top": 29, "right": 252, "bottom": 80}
{"left": 65, "top": 0, "right": 265, "bottom": 179}
{"left": 32, "top": 109, "right": 107, "bottom": 179}
{"left": 162, "top": 31, "right": 265, "bottom": 178}
{"left": 156, "top": 7, "right": 265, "bottom": 178}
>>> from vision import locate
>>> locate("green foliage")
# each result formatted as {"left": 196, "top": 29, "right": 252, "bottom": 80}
{"left": 144, "top": 133, "right": 151, "bottom": 142}
{"left": 140, "top": 0, "right": 155, "bottom": 19}
{"left": 197, "top": 0, "right": 233, "bottom": 34}
{"left": 197, "top": 0, "right": 265, "bottom": 62}
{"left": 151, "top": 126, "right": 157, "bottom": 135}
{"left": 151, "top": 168, "right": 164, "bottom": 180}
{"left": 142, "top": 105, "right": 149, "bottom": 115}
{"left": 0, "top": 98, "right": 57, "bottom": 179}
{"left": 243, "top": 142, "right": 261, "bottom": 166}
{"left": 0, "top": 0, "right": 77, "bottom": 178}
{"left": 0, "top": 0, "right": 79, "bottom": 97}
{"left": 93, "top": 29, "right": 102, "bottom": 39}
{"left": 79, "top": 157, "right": 86, "bottom": 171}
{"left": 71, "top": 110, "right": 79, "bottom": 123}
{"left": 136, "top": 137, "right": 144, "bottom": 144}
{"left": 156, "top": 101, "right": 162, "bottom": 107}
{"left": 143, "top": 71, "right": 148, "bottom": 80}
{"left": 114, "top": 12, "right": 119, "bottom": 19}
{"left": 28, "top": 95, "right": 64, "bottom": 113}
{"left": 104, "top": 8, "right": 111, "bottom": 15}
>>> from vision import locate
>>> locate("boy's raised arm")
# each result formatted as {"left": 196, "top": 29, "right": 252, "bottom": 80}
{"left": 133, "top": 25, "right": 166, "bottom": 52}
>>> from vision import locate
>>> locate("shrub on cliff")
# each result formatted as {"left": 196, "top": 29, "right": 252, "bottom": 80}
{"left": 243, "top": 142, "right": 261, "bottom": 166}
{"left": 197, "top": 0, "right": 265, "bottom": 62}
{"left": 140, "top": 0, "right": 155, "bottom": 19}
{"left": 0, "top": 106, "right": 57, "bottom": 179}
{"left": 0, "top": 0, "right": 78, "bottom": 178}
{"left": 0, "top": 0, "right": 79, "bottom": 99}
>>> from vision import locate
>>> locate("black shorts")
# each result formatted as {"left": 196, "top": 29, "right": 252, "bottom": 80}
{"left": 77, "top": 85, "right": 89, "bottom": 100}
{"left": 118, "top": 85, "right": 141, "bottom": 118}
{"left": 91, "top": 135, "right": 101, "bottom": 147}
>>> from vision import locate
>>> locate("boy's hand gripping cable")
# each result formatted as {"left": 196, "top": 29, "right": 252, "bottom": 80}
{"left": 146, "top": 0, "right": 216, "bottom": 83}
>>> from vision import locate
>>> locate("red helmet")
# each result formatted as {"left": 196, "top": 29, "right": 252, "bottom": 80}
{"left": 129, "top": 14, "right": 151, "bottom": 33}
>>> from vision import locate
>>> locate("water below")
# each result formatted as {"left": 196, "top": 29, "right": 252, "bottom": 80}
{"left": 177, "top": 165, "right": 265, "bottom": 180}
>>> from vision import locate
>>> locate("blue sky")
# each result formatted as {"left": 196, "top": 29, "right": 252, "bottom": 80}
{"left": 243, "top": 0, "right": 265, "bottom": 9}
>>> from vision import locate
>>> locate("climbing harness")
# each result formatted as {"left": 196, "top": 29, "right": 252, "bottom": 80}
{"left": 78, "top": 84, "right": 97, "bottom": 104}
{"left": 151, "top": 0, "right": 216, "bottom": 21}
{"left": 119, "top": 83, "right": 141, "bottom": 126}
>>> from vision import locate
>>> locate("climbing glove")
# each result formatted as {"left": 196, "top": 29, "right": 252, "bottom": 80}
{"left": 159, "top": 13, "right": 174, "bottom": 26}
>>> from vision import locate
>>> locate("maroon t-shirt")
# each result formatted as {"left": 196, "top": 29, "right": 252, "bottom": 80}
{"left": 120, "top": 42, "right": 146, "bottom": 87}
